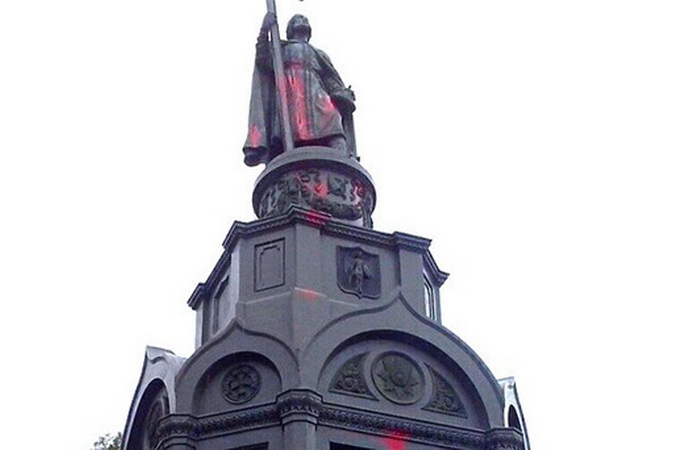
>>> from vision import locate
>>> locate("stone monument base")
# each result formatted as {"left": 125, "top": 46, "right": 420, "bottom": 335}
{"left": 252, "top": 147, "right": 376, "bottom": 228}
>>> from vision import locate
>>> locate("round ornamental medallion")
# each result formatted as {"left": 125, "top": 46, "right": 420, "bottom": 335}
{"left": 371, "top": 352, "right": 424, "bottom": 405}
{"left": 221, "top": 364, "right": 261, "bottom": 404}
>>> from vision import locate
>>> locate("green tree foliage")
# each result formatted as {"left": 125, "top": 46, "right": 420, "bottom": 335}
{"left": 91, "top": 432, "right": 122, "bottom": 450}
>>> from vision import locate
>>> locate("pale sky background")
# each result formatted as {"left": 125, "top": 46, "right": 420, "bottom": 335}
{"left": 1, "top": 1, "right": 679, "bottom": 449}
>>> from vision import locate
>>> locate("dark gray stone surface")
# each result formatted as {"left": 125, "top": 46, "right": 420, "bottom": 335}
{"left": 123, "top": 209, "right": 527, "bottom": 449}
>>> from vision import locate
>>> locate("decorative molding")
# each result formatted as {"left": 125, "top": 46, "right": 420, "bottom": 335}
{"left": 221, "top": 364, "right": 262, "bottom": 405}
{"left": 392, "top": 232, "right": 433, "bottom": 253}
{"left": 197, "top": 407, "right": 278, "bottom": 436}
{"left": 255, "top": 168, "right": 374, "bottom": 227}
{"left": 156, "top": 407, "right": 279, "bottom": 442}
{"left": 319, "top": 406, "right": 486, "bottom": 449}
{"left": 252, "top": 146, "right": 376, "bottom": 228}
{"left": 156, "top": 392, "right": 521, "bottom": 449}
{"left": 424, "top": 366, "right": 468, "bottom": 418}
{"left": 423, "top": 251, "right": 449, "bottom": 287}
{"left": 484, "top": 428, "right": 525, "bottom": 450}
{"left": 276, "top": 390, "right": 323, "bottom": 419}
{"left": 329, "top": 353, "right": 376, "bottom": 400}
{"left": 156, "top": 415, "right": 200, "bottom": 440}
{"left": 190, "top": 206, "right": 442, "bottom": 310}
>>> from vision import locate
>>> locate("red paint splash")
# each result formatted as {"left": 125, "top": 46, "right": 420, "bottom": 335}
{"left": 287, "top": 67, "right": 310, "bottom": 140}
{"left": 298, "top": 289, "right": 319, "bottom": 301}
{"left": 382, "top": 431, "right": 409, "bottom": 450}
{"left": 320, "top": 93, "right": 336, "bottom": 113}
{"left": 314, "top": 181, "right": 329, "bottom": 199}
{"left": 249, "top": 125, "right": 262, "bottom": 147}
{"left": 301, "top": 209, "right": 329, "bottom": 226}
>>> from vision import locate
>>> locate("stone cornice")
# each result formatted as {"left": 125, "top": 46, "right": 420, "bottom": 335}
{"left": 188, "top": 207, "right": 448, "bottom": 309}
{"left": 157, "top": 391, "right": 523, "bottom": 449}
{"left": 484, "top": 428, "right": 526, "bottom": 450}
{"left": 424, "top": 249, "right": 449, "bottom": 287}
{"left": 187, "top": 283, "right": 205, "bottom": 311}
{"left": 319, "top": 405, "right": 486, "bottom": 449}
{"left": 276, "top": 390, "right": 323, "bottom": 419}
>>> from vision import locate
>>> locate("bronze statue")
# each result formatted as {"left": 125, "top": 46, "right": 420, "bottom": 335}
{"left": 243, "top": 13, "right": 356, "bottom": 167}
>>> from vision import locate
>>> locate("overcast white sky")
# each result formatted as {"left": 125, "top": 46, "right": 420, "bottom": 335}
{"left": 1, "top": 1, "right": 679, "bottom": 449}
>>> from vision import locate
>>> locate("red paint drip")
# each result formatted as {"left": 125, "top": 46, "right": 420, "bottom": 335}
{"left": 287, "top": 68, "right": 309, "bottom": 140}
{"left": 249, "top": 125, "right": 262, "bottom": 147}
{"left": 382, "top": 431, "right": 408, "bottom": 450}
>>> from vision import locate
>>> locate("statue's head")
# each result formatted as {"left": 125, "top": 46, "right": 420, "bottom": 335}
{"left": 286, "top": 14, "right": 312, "bottom": 41}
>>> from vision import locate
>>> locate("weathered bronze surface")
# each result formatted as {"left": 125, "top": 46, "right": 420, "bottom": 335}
{"left": 243, "top": 13, "right": 356, "bottom": 166}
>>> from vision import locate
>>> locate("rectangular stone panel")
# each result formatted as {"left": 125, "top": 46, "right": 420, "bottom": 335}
{"left": 255, "top": 239, "right": 285, "bottom": 291}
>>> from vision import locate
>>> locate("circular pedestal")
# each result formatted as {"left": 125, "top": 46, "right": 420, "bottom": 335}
{"left": 253, "top": 147, "right": 376, "bottom": 228}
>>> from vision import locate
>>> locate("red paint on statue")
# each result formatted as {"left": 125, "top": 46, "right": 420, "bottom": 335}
{"left": 287, "top": 68, "right": 310, "bottom": 140}
{"left": 314, "top": 182, "right": 329, "bottom": 199}
{"left": 249, "top": 125, "right": 262, "bottom": 147}
{"left": 321, "top": 93, "right": 336, "bottom": 113}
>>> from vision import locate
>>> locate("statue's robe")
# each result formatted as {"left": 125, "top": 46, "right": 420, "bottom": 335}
{"left": 243, "top": 38, "right": 348, "bottom": 166}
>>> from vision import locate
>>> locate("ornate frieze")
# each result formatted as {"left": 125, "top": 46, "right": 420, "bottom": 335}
{"left": 256, "top": 168, "right": 374, "bottom": 228}
{"left": 156, "top": 389, "right": 522, "bottom": 449}
{"left": 252, "top": 147, "right": 376, "bottom": 228}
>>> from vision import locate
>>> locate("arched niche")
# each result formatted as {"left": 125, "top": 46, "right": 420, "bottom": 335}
{"left": 192, "top": 351, "right": 282, "bottom": 415}
{"left": 317, "top": 330, "right": 492, "bottom": 429}
{"left": 126, "top": 379, "right": 169, "bottom": 450}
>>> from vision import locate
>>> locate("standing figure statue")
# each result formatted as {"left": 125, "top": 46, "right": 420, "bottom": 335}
{"left": 243, "top": 13, "right": 356, "bottom": 167}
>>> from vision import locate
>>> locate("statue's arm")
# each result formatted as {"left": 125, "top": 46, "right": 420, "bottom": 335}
{"left": 316, "top": 48, "right": 356, "bottom": 114}
{"left": 316, "top": 49, "right": 344, "bottom": 90}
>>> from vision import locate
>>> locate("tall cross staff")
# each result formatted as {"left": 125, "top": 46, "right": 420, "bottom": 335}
{"left": 264, "top": 0, "right": 298, "bottom": 154}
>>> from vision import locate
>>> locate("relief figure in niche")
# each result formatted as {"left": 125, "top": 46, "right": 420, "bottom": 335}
{"left": 337, "top": 247, "right": 380, "bottom": 299}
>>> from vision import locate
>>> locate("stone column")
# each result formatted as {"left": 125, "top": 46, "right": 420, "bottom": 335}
{"left": 277, "top": 390, "right": 322, "bottom": 450}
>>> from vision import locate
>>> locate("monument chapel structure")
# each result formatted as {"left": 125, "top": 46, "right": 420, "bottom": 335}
{"left": 122, "top": 6, "right": 530, "bottom": 450}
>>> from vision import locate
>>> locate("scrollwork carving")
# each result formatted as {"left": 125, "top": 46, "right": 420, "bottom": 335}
{"left": 424, "top": 366, "right": 468, "bottom": 417}
{"left": 329, "top": 353, "right": 376, "bottom": 399}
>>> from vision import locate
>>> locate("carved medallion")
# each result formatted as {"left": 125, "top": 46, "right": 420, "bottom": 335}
{"left": 329, "top": 353, "right": 376, "bottom": 399}
{"left": 337, "top": 246, "right": 381, "bottom": 299}
{"left": 371, "top": 353, "right": 424, "bottom": 404}
{"left": 221, "top": 364, "right": 261, "bottom": 405}
{"left": 424, "top": 367, "right": 468, "bottom": 417}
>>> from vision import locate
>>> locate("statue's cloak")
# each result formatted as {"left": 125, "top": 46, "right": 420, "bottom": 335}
{"left": 243, "top": 40, "right": 348, "bottom": 165}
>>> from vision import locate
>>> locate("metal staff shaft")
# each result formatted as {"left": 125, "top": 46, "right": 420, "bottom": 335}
{"left": 265, "top": 0, "right": 295, "bottom": 153}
